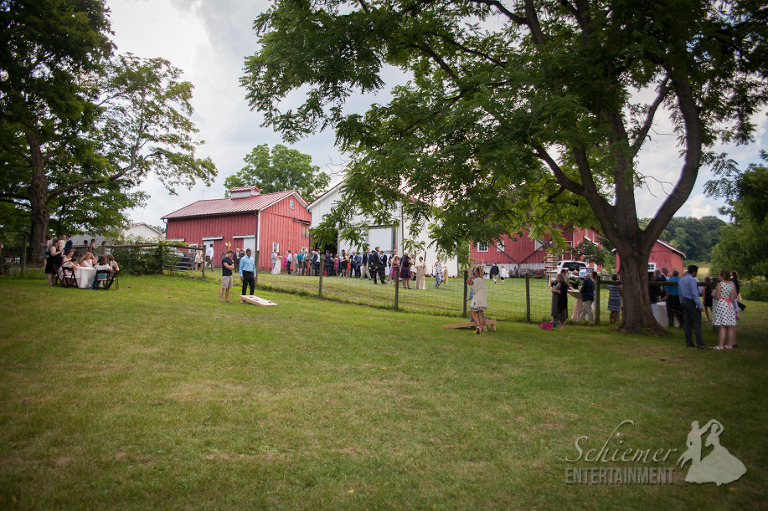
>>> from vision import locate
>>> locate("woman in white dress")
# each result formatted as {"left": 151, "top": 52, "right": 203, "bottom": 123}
{"left": 271, "top": 252, "right": 282, "bottom": 274}
{"left": 415, "top": 256, "right": 427, "bottom": 289}
{"left": 712, "top": 270, "right": 737, "bottom": 350}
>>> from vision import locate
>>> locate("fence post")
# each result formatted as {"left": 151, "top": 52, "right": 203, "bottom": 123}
{"left": 201, "top": 241, "right": 205, "bottom": 278}
{"left": 463, "top": 270, "right": 468, "bottom": 318}
{"left": 594, "top": 275, "right": 601, "bottom": 326}
{"left": 525, "top": 272, "right": 531, "bottom": 323}
{"left": 318, "top": 269, "right": 323, "bottom": 298}
{"left": 254, "top": 250, "right": 259, "bottom": 285}
{"left": 21, "top": 235, "right": 28, "bottom": 276}
{"left": 394, "top": 269, "right": 400, "bottom": 311}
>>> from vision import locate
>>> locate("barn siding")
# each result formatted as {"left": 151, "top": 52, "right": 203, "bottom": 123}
{"left": 166, "top": 212, "right": 259, "bottom": 263}
{"left": 258, "top": 196, "right": 312, "bottom": 271}
{"left": 615, "top": 241, "right": 685, "bottom": 273}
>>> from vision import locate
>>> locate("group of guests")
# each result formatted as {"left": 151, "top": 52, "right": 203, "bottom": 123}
{"left": 265, "top": 247, "right": 451, "bottom": 289}
{"left": 549, "top": 264, "right": 742, "bottom": 349}
{"left": 550, "top": 270, "right": 604, "bottom": 329}
{"left": 43, "top": 235, "right": 119, "bottom": 288}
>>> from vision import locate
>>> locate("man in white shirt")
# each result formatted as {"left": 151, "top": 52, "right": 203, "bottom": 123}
{"left": 206, "top": 243, "right": 214, "bottom": 270}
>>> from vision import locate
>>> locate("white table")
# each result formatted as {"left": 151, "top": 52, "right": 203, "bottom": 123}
{"left": 75, "top": 266, "right": 96, "bottom": 289}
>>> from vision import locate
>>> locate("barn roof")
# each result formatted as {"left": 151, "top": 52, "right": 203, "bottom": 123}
{"left": 655, "top": 239, "right": 687, "bottom": 258}
{"left": 162, "top": 190, "right": 307, "bottom": 220}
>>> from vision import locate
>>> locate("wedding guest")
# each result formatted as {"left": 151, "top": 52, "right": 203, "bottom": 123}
{"left": 45, "top": 237, "right": 62, "bottom": 286}
{"left": 106, "top": 253, "right": 120, "bottom": 272}
{"left": 607, "top": 274, "right": 622, "bottom": 325}
{"left": 415, "top": 256, "right": 427, "bottom": 289}
{"left": 551, "top": 272, "right": 569, "bottom": 329}
{"left": 712, "top": 270, "right": 738, "bottom": 350}
{"left": 79, "top": 252, "right": 97, "bottom": 267}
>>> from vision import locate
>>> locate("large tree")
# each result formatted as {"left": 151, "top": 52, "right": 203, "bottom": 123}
{"left": 242, "top": 0, "right": 768, "bottom": 332}
{"left": 224, "top": 144, "right": 330, "bottom": 202}
{"left": 0, "top": 1, "right": 216, "bottom": 261}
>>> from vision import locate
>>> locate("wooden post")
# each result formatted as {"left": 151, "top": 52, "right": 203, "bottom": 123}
{"left": 101, "top": 240, "right": 106, "bottom": 257}
{"left": 254, "top": 250, "right": 259, "bottom": 286}
{"left": 21, "top": 235, "right": 27, "bottom": 276}
{"left": 594, "top": 275, "right": 601, "bottom": 326}
{"left": 525, "top": 272, "right": 531, "bottom": 323}
{"left": 318, "top": 268, "right": 323, "bottom": 298}
{"left": 463, "top": 270, "right": 468, "bottom": 318}
{"left": 201, "top": 241, "right": 205, "bottom": 278}
{"left": 394, "top": 269, "right": 400, "bottom": 311}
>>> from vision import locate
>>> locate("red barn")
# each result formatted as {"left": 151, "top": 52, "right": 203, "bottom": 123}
{"left": 468, "top": 227, "right": 602, "bottom": 271}
{"left": 616, "top": 239, "right": 686, "bottom": 274}
{"left": 162, "top": 186, "right": 311, "bottom": 271}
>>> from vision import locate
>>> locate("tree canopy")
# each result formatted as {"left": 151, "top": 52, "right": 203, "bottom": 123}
{"left": 706, "top": 151, "right": 768, "bottom": 278}
{"left": 223, "top": 144, "right": 330, "bottom": 202}
{"left": 242, "top": 0, "right": 768, "bottom": 332}
{"left": 0, "top": 1, "right": 216, "bottom": 260}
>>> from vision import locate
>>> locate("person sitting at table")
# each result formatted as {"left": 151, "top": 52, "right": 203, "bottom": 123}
{"left": 106, "top": 253, "right": 120, "bottom": 272}
{"left": 61, "top": 250, "right": 80, "bottom": 269}
{"left": 91, "top": 256, "right": 112, "bottom": 289}
{"left": 79, "top": 252, "right": 97, "bottom": 267}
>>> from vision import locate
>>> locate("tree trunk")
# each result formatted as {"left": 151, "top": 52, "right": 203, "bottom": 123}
{"left": 614, "top": 243, "right": 665, "bottom": 335}
{"left": 26, "top": 128, "right": 50, "bottom": 263}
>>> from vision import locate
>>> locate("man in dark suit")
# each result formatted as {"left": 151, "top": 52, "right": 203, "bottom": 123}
{"left": 369, "top": 247, "right": 381, "bottom": 284}
{"left": 379, "top": 249, "right": 388, "bottom": 284}
{"left": 323, "top": 250, "right": 333, "bottom": 276}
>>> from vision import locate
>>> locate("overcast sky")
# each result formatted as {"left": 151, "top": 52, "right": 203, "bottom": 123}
{"left": 107, "top": 0, "right": 767, "bottom": 230}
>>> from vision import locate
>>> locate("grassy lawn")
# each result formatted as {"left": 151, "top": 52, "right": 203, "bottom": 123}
{"left": 1, "top": 272, "right": 766, "bottom": 510}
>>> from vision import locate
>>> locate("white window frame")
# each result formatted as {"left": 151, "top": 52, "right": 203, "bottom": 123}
{"left": 272, "top": 242, "right": 279, "bottom": 253}
{"left": 478, "top": 242, "right": 489, "bottom": 252}
{"left": 289, "top": 199, "right": 295, "bottom": 210}
{"left": 496, "top": 240, "right": 505, "bottom": 252}
{"left": 648, "top": 262, "right": 657, "bottom": 272}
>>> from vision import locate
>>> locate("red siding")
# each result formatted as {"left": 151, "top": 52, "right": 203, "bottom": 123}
{"left": 258, "top": 196, "right": 311, "bottom": 271}
{"left": 164, "top": 193, "right": 311, "bottom": 271}
{"left": 468, "top": 227, "right": 601, "bottom": 269}
{"left": 615, "top": 241, "right": 685, "bottom": 273}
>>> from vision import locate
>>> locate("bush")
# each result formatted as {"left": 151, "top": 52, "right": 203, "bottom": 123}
{"left": 111, "top": 244, "right": 169, "bottom": 275}
{"left": 742, "top": 278, "right": 768, "bottom": 302}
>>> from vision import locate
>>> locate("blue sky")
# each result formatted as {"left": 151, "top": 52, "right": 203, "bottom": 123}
{"left": 107, "top": 0, "right": 767, "bottom": 229}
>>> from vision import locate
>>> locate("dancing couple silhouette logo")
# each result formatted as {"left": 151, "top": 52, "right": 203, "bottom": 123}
{"left": 678, "top": 419, "right": 746, "bottom": 486}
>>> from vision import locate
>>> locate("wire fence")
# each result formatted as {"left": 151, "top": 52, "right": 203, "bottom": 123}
{"left": 250, "top": 270, "right": 625, "bottom": 324}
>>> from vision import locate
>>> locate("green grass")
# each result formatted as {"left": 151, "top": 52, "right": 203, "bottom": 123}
{"left": 1, "top": 272, "right": 766, "bottom": 510}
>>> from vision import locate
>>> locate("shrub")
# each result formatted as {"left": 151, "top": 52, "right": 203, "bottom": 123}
{"left": 742, "top": 278, "right": 768, "bottom": 302}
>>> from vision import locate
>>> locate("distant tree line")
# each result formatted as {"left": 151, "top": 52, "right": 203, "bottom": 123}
{"left": 638, "top": 216, "right": 726, "bottom": 262}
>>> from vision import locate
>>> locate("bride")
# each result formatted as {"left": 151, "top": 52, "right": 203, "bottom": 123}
{"left": 271, "top": 252, "right": 281, "bottom": 274}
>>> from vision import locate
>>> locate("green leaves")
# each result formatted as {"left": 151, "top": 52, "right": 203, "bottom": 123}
{"left": 223, "top": 144, "right": 329, "bottom": 202}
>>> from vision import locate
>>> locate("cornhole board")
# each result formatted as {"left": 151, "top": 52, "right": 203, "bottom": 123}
{"left": 442, "top": 320, "right": 497, "bottom": 331}
{"left": 240, "top": 295, "right": 278, "bottom": 306}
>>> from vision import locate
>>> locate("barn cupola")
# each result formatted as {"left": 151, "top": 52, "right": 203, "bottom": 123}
{"left": 229, "top": 186, "right": 261, "bottom": 199}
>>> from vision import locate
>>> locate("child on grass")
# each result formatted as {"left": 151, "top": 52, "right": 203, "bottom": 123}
{"left": 468, "top": 266, "right": 488, "bottom": 334}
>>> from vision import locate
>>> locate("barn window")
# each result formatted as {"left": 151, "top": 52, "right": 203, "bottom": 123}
{"left": 648, "top": 262, "right": 657, "bottom": 272}
{"left": 478, "top": 242, "right": 488, "bottom": 252}
{"left": 496, "top": 240, "right": 505, "bottom": 252}
{"left": 289, "top": 199, "right": 295, "bottom": 209}
{"left": 273, "top": 242, "right": 279, "bottom": 253}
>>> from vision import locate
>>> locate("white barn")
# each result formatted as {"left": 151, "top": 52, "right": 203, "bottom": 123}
{"left": 122, "top": 222, "right": 163, "bottom": 240}
{"left": 308, "top": 181, "right": 459, "bottom": 276}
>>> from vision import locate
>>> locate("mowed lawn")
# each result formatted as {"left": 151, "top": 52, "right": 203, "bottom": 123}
{"left": 0, "top": 273, "right": 766, "bottom": 510}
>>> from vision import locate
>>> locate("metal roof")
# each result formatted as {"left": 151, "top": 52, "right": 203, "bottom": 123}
{"left": 162, "top": 190, "right": 306, "bottom": 219}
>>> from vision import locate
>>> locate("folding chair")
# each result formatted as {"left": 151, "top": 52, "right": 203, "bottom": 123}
{"left": 59, "top": 266, "right": 78, "bottom": 288}
{"left": 109, "top": 269, "right": 119, "bottom": 290}
{"left": 92, "top": 269, "right": 111, "bottom": 290}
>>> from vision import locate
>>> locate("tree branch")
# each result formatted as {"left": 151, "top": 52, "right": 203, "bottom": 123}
{"left": 630, "top": 77, "right": 672, "bottom": 157}
{"left": 466, "top": 0, "right": 527, "bottom": 25}
{"left": 532, "top": 143, "right": 584, "bottom": 196}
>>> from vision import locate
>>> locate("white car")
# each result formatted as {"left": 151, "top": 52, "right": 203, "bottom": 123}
{"left": 557, "top": 261, "right": 588, "bottom": 278}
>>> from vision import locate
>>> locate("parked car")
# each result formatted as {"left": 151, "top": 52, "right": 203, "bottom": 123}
{"left": 556, "top": 260, "right": 588, "bottom": 278}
